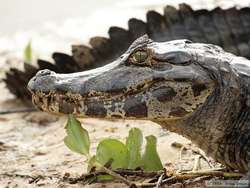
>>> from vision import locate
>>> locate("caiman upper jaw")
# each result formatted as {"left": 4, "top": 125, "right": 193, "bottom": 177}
{"left": 28, "top": 69, "right": 57, "bottom": 94}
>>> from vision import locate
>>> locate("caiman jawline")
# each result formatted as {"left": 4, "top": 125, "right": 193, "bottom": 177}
{"left": 31, "top": 79, "right": 161, "bottom": 105}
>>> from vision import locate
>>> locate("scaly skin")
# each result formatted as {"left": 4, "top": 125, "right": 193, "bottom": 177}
{"left": 28, "top": 35, "right": 250, "bottom": 172}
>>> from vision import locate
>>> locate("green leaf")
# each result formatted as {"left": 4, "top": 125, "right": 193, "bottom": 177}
{"left": 96, "top": 139, "right": 128, "bottom": 169}
{"left": 64, "top": 136, "right": 81, "bottom": 154}
{"left": 24, "top": 40, "right": 32, "bottom": 63}
{"left": 87, "top": 155, "right": 97, "bottom": 172}
{"left": 141, "top": 135, "right": 163, "bottom": 171}
{"left": 64, "top": 114, "right": 90, "bottom": 156}
{"left": 126, "top": 128, "right": 143, "bottom": 169}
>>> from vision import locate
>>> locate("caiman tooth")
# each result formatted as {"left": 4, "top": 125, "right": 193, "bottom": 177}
{"left": 52, "top": 52, "right": 80, "bottom": 73}
{"left": 224, "top": 7, "right": 250, "bottom": 58}
{"left": 37, "top": 59, "right": 60, "bottom": 72}
{"left": 108, "top": 26, "right": 133, "bottom": 56}
{"left": 178, "top": 3, "right": 207, "bottom": 43}
{"left": 163, "top": 5, "right": 189, "bottom": 40}
{"left": 146, "top": 10, "right": 172, "bottom": 42}
{"left": 211, "top": 7, "right": 239, "bottom": 55}
{"left": 128, "top": 18, "right": 147, "bottom": 41}
{"left": 195, "top": 9, "right": 222, "bottom": 46}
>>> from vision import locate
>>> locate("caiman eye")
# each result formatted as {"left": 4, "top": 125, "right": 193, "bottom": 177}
{"left": 132, "top": 50, "right": 148, "bottom": 64}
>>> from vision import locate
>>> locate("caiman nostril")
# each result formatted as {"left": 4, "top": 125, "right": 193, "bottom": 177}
{"left": 27, "top": 69, "right": 57, "bottom": 93}
{"left": 36, "top": 69, "right": 55, "bottom": 77}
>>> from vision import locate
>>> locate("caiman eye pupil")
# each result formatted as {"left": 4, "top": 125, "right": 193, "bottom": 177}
{"left": 134, "top": 51, "right": 148, "bottom": 63}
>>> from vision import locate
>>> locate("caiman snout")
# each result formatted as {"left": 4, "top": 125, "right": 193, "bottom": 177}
{"left": 28, "top": 69, "right": 57, "bottom": 94}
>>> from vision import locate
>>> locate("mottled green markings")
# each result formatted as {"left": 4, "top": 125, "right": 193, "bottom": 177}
{"left": 64, "top": 115, "right": 163, "bottom": 173}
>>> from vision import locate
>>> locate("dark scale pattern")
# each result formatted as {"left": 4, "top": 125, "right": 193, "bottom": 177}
{"left": 212, "top": 85, "right": 250, "bottom": 171}
{"left": 195, "top": 9, "right": 222, "bottom": 46}
{"left": 191, "top": 83, "right": 207, "bottom": 97}
{"left": 169, "top": 106, "right": 188, "bottom": 117}
{"left": 152, "top": 86, "right": 177, "bottom": 102}
{"left": 179, "top": 4, "right": 207, "bottom": 43}
{"left": 58, "top": 100, "right": 75, "bottom": 114}
{"left": 85, "top": 101, "right": 107, "bottom": 117}
{"left": 128, "top": 18, "right": 147, "bottom": 41}
{"left": 124, "top": 96, "right": 147, "bottom": 118}
{"left": 239, "top": 8, "right": 250, "bottom": 42}
{"left": 224, "top": 8, "right": 250, "bottom": 57}
{"left": 146, "top": 11, "right": 172, "bottom": 42}
{"left": 211, "top": 8, "right": 239, "bottom": 55}
{"left": 164, "top": 6, "right": 189, "bottom": 40}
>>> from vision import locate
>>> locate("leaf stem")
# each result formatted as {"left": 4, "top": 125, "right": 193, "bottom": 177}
{"left": 94, "top": 162, "right": 135, "bottom": 187}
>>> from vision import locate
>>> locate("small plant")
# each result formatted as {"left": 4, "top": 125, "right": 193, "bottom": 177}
{"left": 64, "top": 114, "right": 163, "bottom": 175}
{"left": 24, "top": 40, "right": 32, "bottom": 63}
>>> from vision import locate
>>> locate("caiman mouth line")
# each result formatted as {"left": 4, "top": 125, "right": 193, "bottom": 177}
{"left": 31, "top": 79, "right": 175, "bottom": 108}
{"left": 30, "top": 80, "right": 154, "bottom": 113}
{"left": 31, "top": 79, "right": 155, "bottom": 102}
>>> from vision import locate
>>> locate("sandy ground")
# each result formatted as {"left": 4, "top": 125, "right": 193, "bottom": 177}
{"left": 0, "top": 0, "right": 248, "bottom": 187}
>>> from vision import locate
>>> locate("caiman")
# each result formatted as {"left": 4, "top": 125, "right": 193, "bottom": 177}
{"left": 28, "top": 35, "right": 250, "bottom": 172}
{"left": 3, "top": 3, "right": 250, "bottom": 172}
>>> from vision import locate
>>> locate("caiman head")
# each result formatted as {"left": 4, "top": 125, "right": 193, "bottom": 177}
{"left": 28, "top": 35, "right": 220, "bottom": 122}
{"left": 28, "top": 35, "right": 249, "bottom": 172}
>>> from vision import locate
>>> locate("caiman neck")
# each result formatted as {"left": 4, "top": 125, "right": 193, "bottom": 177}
{"left": 155, "top": 70, "right": 245, "bottom": 161}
